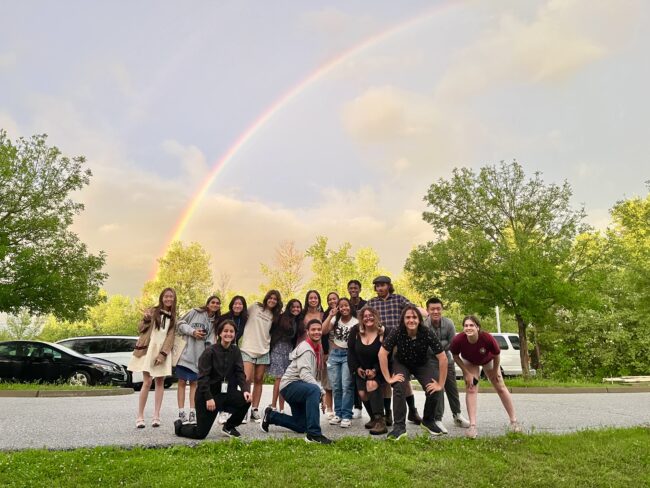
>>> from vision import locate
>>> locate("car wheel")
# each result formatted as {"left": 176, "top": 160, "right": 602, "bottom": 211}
{"left": 69, "top": 370, "right": 92, "bottom": 386}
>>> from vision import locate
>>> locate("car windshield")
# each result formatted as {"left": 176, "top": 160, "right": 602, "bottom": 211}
{"left": 48, "top": 342, "right": 90, "bottom": 359}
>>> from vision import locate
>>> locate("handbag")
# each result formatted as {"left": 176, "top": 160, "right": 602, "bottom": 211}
{"left": 171, "top": 333, "right": 187, "bottom": 366}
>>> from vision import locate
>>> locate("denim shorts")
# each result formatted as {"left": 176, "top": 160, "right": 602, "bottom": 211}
{"left": 241, "top": 350, "right": 270, "bottom": 365}
{"left": 175, "top": 365, "right": 199, "bottom": 382}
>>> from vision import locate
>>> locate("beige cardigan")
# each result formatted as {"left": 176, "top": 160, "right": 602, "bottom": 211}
{"left": 133, "top": 308, "right": 177, "bottom": 359}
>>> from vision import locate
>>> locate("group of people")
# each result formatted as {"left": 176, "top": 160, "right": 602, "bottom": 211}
{"left": 127, "top": 276, "right": 521, "bottom": 443}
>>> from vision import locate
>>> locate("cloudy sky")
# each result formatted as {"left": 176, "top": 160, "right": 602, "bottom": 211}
{"left": 2, "top": 0, "right": 648, "bottom": 298}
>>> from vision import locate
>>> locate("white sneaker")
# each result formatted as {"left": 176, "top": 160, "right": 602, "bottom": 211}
{"left": 453, "top": 413, "right": 471, "bottom": 428}
{"left": 340, "top": 418, "right": 352, "bottom": 428}
{"left": 188, "top": 411, "right": 197, "bottom": 425}
{"left": 178, "top": 410, "right": 189, "bottom": 425}
{"left": 352, "top": 408, "right": 362, "bottom": 419}
{"left": 325, "top": 410, "right": 335, "bottom": 419}
{"left": 217, "top": 412, "right": 231, "bottom": 425}
{"left": 242, "top": 411, "right": 249, "bottom": 424}
{"left": 328, "top": 415, "right": 341, "bottom": 425}
{"left": 434, "top": 420, "right": 448, "bottom": 434}
{"left": 250, "top": 408, "right": 261, "bottom": 422}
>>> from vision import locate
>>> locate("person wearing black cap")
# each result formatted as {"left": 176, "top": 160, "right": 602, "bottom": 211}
{"left": 367, "top": 275, "right": 422, "bottom": 427}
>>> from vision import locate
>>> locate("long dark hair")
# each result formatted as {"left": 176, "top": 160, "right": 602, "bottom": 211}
{"left": 198, "top": 295, "right": 221, "bottom": 326}
{"left": 153, "top": 287, "right": 177, "bottom": 330}
{"left": 227, "top": 295, "right": 248, "bottom": 319}
{"left": 303, "top": 289, "right": 323, "bottom": 313}
{"left": 332, "top": 297, "right": 352, "bottom": 330}
{"left": 261, "top": 289, "right": 283, "bottom": 321}
{"left": 398, "top": 304, "right": 425, "bottom": 335}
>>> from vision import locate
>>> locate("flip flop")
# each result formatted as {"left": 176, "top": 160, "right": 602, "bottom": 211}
{"left": 136, "top": 419, "right": 145, "bottom": 429}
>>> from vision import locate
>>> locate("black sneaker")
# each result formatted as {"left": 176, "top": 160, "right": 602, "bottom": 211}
{"left": 222, "top": 425, "right": 241, "bottom": 438}
{"left": 173, "top": 419, "right": 183, "bottom": 436}
{"left": 260, "top": 406, "right": 273, "bottom": 433}
{"left": 421, "top": 420, "right": 444, "bottom": 437}
{"left": 305, "top": 433, "right": 333, "bottom": 445}
{"left": 408, "top": 408, "right": 422, "bottom": 425}
{"left": 386, "top": 427, "right": 407, "bottom": 440}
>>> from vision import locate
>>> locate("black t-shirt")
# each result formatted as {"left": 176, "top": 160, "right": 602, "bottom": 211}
{"left": 382, "top": 326, "right": 444, "bottom": 369}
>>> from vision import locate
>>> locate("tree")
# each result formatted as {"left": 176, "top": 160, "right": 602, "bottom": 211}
{"left": 142, "top": 241, "right": 214, "bottom": 314}
{"left": 305, "top": 236, "right": 385, "bottom": 298}
{"left": 259, "top": 240, "right": 305, "bottom": 300}
{"left": 0, "top": 130, "right": 106, "bottom": 320}
{"left": 6, "top": 309, "right": 45, "bottom": 339}
{"left": 405, "top": 161, "right": 601, "bottom": 376}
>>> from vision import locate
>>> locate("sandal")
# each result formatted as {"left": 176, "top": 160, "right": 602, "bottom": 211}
{"left": 152, "top": 417, "right": 161, "bottom": 428}
{"left": 135, "top": 419, "right": 145, "bottom": 429}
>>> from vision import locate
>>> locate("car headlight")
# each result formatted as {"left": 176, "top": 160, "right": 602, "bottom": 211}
{"left": 96, "top": 364, "right": 121, "bottom": 373}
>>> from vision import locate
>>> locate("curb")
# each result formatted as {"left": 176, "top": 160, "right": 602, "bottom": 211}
{"left": 0, "top": 388, "right": 134, "bottom": 398}
{"left": 410, "top": 384, "right": 650, "bottom": 394}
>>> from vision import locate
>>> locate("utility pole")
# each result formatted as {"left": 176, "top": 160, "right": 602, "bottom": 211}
{"left": 495, "top": 305, "right": 501, "bottom": 333}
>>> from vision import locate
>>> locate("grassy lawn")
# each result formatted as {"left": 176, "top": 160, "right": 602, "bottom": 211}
{"left": 0, "top": 381, "right": 119, "bottom": 390}
{"left": 0, "top": 428, "right": 647, "bottom": 487}
{"left": 497, "top": 378, "right": 614, "bottom": 388}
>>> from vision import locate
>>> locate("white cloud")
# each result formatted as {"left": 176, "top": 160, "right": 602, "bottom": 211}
{"left": 162, "top": 139, "right": 209, "bottom": 183}
{"left": 435, "top": 0, "right": 637, "bottom": 101}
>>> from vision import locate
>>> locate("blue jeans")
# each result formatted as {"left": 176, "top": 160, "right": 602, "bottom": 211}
{"left": 269, "top": 381, "right": 322, "bottom": 436}
{"left": 327, "top": 348, "right": 354, "bottom": 420}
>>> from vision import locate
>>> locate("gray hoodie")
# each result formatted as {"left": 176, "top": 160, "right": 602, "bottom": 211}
{"left": 177, "top": 309, "right": 215, "bottom": 373}
{"left": 279, "top": 341, "right": 324, "bottom": 394}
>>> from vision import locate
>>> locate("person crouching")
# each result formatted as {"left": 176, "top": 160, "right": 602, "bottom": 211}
{"left": 174, "top": 320, "right": 251, "bottom": 439}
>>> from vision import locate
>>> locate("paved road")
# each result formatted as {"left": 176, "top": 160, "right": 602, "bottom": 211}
{"left": 1, "top": 387, "right": 648, "bottom": 450}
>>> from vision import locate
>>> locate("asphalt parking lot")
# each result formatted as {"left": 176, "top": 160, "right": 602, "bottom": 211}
{"left": 1, "top": 386, "right": 648, "bottom": 450}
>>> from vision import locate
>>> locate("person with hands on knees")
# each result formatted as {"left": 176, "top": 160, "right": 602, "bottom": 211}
{"left": 378, "top": 305, "right": 448, "bottom": 440}
{"left": 176, "top": 295, "right": 221, "bottom": 426}
{"left": 260, "top": 319, "right": 333, "bottom": 445}
{"left": 174, "top": 320, "right": 251, "bottom": 439}
{"left": 128, "top": 287, "right": 178, "bottom": 429}
{"left": 450, "top": 315, "right": 521, "bottom": 439}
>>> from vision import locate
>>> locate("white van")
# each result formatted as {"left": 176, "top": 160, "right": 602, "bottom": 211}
{"left": 454, "top": 333, "right": 535, "bottom": 377}
{"left": 56, "top": 336, "right": 174, "bottom": 390}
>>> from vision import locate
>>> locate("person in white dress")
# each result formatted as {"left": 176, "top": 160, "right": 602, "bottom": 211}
{"left": 128, "top": 288, "right": 177, "bottom": 428}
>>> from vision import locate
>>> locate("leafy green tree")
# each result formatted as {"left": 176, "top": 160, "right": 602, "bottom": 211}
{"left": 259, "top": 240, "right": 305, "bottom": 300}
{"left": 0, "top": 130, "right": 107, "bottom": 320}
{"left": 5, "top": 309, "right": 45, "bottom": 339}
{"left": 305, "top": 236, "right": 385, "bottom": 298}
{"left": 405, "top": 161, "right": 601, "bottom": 376}
{"left": 142, "top": 241, "right": 214, "bottom": 314}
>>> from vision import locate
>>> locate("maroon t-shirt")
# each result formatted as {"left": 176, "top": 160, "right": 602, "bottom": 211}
{"left": 450, "top": 332, "right": 500, "bottom": 365}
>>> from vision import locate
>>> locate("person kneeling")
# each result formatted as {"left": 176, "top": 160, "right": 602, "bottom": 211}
{"left": 260, "top": 319, "right": 332, "bottom": 445}
{"left": 174, "top": 320, "right": 251, "bottom": 439}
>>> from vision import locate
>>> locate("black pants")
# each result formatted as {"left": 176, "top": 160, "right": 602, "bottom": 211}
{"left": 355, "top": 375, "right": 384, "bottom": 415}
{"left": 431, "top": 354, "right": 461, "bottom": 420}
{"left": 391, "top": 357, "right": 442, "bottom": 430}
{"left": 177, "top": 389, "right": 249, "bottom": 439}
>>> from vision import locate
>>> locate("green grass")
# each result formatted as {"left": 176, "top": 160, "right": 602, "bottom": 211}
{"left": 0, "top": 428, "right": 648, "bottom": 487}
{"left": 0, "top": 381, "right": 118, "bottom": 390}
{"left": 497, "top": 378, "right": 613, "bottom": 388}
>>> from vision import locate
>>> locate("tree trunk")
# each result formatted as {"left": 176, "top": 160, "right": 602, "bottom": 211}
{"left": 515, "top": 314, "right": 531, "bottom": 378}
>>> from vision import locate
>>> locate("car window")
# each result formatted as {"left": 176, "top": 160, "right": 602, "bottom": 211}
{"left": 86, "top": 339, "right": 106, "bottom": 354}
{"left": 508, "top": 335, "right": 520, "bottom": 350}
{"left": 42, "top": 346, "right": 62, "bottom": 360}
{"left": 493, "top": 335, "right": 509, "bottom": 350}
{"left": 0, "top": 343, "right": 17, "bottom": 357}
{"left": 115, "top": 338, "right": 136, "bottom": 352}
{"left": 58, "top": 339, "right": 76, "bottom": 351}
{"left": 27, "top": 343, "right": 45, "bottom": 358}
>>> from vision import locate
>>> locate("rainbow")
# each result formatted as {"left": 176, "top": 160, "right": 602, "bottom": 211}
{"left": 153, "top": 2, "right": 460, "bottom": 277}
